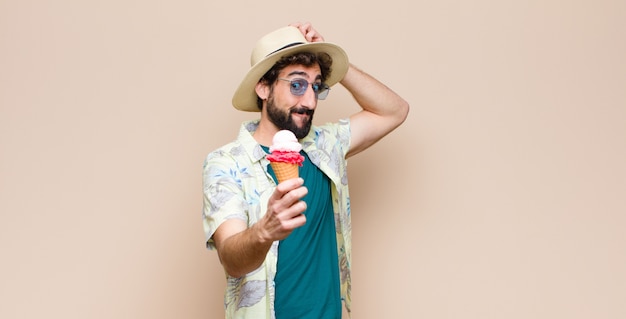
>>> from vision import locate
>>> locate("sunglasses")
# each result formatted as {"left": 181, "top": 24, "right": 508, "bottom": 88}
{"left": 277, "top": 78, "right": 330, "bottom": 100}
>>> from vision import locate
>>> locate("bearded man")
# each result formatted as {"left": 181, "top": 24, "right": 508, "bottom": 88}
{"left": 202, "top": 22, "right": 409, "bottom": 319}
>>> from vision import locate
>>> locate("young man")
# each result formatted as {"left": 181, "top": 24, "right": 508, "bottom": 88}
{"left": 203, "top": 22, "right": 409, "bottom": 318}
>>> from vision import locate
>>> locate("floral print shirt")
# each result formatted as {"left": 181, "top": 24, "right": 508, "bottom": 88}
{"left": 203, "top": 119, "right": 352, "bottom": 318}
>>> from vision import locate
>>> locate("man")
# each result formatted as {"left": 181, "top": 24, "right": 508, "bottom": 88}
{"left": 203, "top": 22, "right": 409, "bottom": 318}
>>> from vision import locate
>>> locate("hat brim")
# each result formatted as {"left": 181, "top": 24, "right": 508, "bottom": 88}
{"left": 232, "top": 42, "right": 349, "bottom": 112}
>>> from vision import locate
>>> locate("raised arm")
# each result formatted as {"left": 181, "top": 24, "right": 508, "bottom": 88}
{"left": 342, "top": 64, "right": 409, "bottom": 158}
{"left": 289, "top": 22, "right": 410, "bottom": 158}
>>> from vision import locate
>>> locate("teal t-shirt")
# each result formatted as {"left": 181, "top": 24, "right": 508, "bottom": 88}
{"left": 262, "top": 146, "right": 341, "bottom": 319}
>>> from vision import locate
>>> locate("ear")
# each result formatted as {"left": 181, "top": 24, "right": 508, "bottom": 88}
{"left": 255, "top": 81, "right": 270, "bottom": 100}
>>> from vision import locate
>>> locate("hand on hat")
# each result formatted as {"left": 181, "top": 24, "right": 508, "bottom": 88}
{"left": 289, "top": 21, "right": 324, "bottom": 43}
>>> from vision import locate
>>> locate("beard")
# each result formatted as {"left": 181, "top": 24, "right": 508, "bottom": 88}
{"left": 266, "top": 96, "right": 314, "bottom": 139}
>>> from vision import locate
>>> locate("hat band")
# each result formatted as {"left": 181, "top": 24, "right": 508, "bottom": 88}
{"left": 266, "top": 42, "right": 304, "bottom": 57}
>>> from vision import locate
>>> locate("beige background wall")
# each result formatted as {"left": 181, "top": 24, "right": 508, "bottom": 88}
{"left": 1, "top": 1, "right": 625, "bottom": 318}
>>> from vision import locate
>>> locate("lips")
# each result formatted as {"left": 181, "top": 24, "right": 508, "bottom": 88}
{"left": 291, "top": 107, "right": 314, "bottom": 116}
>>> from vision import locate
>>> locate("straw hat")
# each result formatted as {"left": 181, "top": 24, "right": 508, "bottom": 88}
{"left": 232, "top": 26, "right": 349, "bottom": 112}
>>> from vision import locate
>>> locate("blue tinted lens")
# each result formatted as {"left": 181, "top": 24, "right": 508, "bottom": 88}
{"left": 317, "top": 85, "right": 330, "bottom": 100}
{"left": 312, "top": 83, "right": 321, "bottom": 93}
{"left": 291, "top": 79, "right": 306, "bottom": 95}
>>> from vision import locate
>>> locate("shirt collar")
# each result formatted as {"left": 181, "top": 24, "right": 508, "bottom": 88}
{"left": 238, "top": 120, "right": 268, "bottom": 164}
{"left": 238, "top": 119, "right": 321, "bottom": 165}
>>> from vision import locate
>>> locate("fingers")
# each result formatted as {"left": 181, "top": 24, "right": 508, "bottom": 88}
{"left": 289, "top": 21, "right": 324, "bottom": 42}
{"left": 280, "top": 210, "right": 307, "bottom": 230}
{"left": 270, "top": 177, "right": 308, "bottom": 215}
{"left": 261, "top": 211, "right": 306, "bottom": 242}
{"left": 259, "top": 178, "right": 308, "bottom": 241}
{"left": 272, "top": 177, "right": 304, "bottom": 197}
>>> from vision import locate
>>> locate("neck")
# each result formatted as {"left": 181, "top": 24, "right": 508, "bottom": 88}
{"left": 252, "top": 118, "right": 279, "bottom": 147}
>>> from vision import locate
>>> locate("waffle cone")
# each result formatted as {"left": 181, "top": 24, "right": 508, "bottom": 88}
{"left": 270, "top": 162, "right": 299, "bottom": 183}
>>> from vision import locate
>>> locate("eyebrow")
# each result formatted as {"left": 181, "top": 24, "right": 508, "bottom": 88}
{"left": 286, "top": 71, "right": 323, "bottom": 81}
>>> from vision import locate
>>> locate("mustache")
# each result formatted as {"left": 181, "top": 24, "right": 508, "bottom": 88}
{"left": 290, "top": 107, "right": 314, "bottom": 116}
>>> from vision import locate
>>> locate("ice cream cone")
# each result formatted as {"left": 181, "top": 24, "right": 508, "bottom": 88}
{"left": 270, "top": 162, "right": 299, "bottom": 183}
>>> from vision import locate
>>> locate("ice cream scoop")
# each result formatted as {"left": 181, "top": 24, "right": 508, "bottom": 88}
{"left": 269, "top": 130, "right": 302, "bottom": 153}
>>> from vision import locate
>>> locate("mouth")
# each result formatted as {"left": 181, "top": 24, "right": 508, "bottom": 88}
{"left": 291, "top": 107, "right": 314, "bottom": 116}
{"left": 289, "top": 108, "right": 313, "bottom": 127}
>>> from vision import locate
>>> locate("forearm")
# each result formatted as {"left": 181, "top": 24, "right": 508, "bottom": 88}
{"left": 341, "top": 64, "right": 410, "bottom": 157}
{"left": 216, "top": 222, "right": 274, "bottom": 278}
{"left": 211, "top": 175, "right": 308, "bottom": 278}
{"left": 341, "top": 64, "right": 409, "bottom": 120}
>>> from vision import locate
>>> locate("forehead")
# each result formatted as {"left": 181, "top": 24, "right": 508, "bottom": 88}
{"left": 278, "top": 64, "right": 322, "bottom": 80}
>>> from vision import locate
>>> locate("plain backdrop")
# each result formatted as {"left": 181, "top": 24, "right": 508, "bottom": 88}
{"left": 1, "top": 0, "right": 625, "bottom": 318}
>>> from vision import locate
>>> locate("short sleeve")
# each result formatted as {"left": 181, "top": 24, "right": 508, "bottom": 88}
{"left": 337, "top": 118, "right": 351, "bottom": 157}
{"left": 202, "top": 151, "right": 248, "bottom": 250}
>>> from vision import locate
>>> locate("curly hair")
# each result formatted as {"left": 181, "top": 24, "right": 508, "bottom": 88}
{"left": 256, "top": 51, "right": 333, "bottom": 110}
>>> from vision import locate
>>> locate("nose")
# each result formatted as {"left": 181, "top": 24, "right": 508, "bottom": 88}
{"left": 300, "top": 84, "right": 318, "bottom": 108}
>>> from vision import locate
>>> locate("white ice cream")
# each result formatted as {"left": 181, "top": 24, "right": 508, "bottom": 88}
{"left": 269, "top": 130, "right": 302, "bottom": 153}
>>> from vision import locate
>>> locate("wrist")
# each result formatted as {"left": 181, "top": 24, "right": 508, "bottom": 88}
{"left": 251, "top": 221, "right": 273, "bottom": 246}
